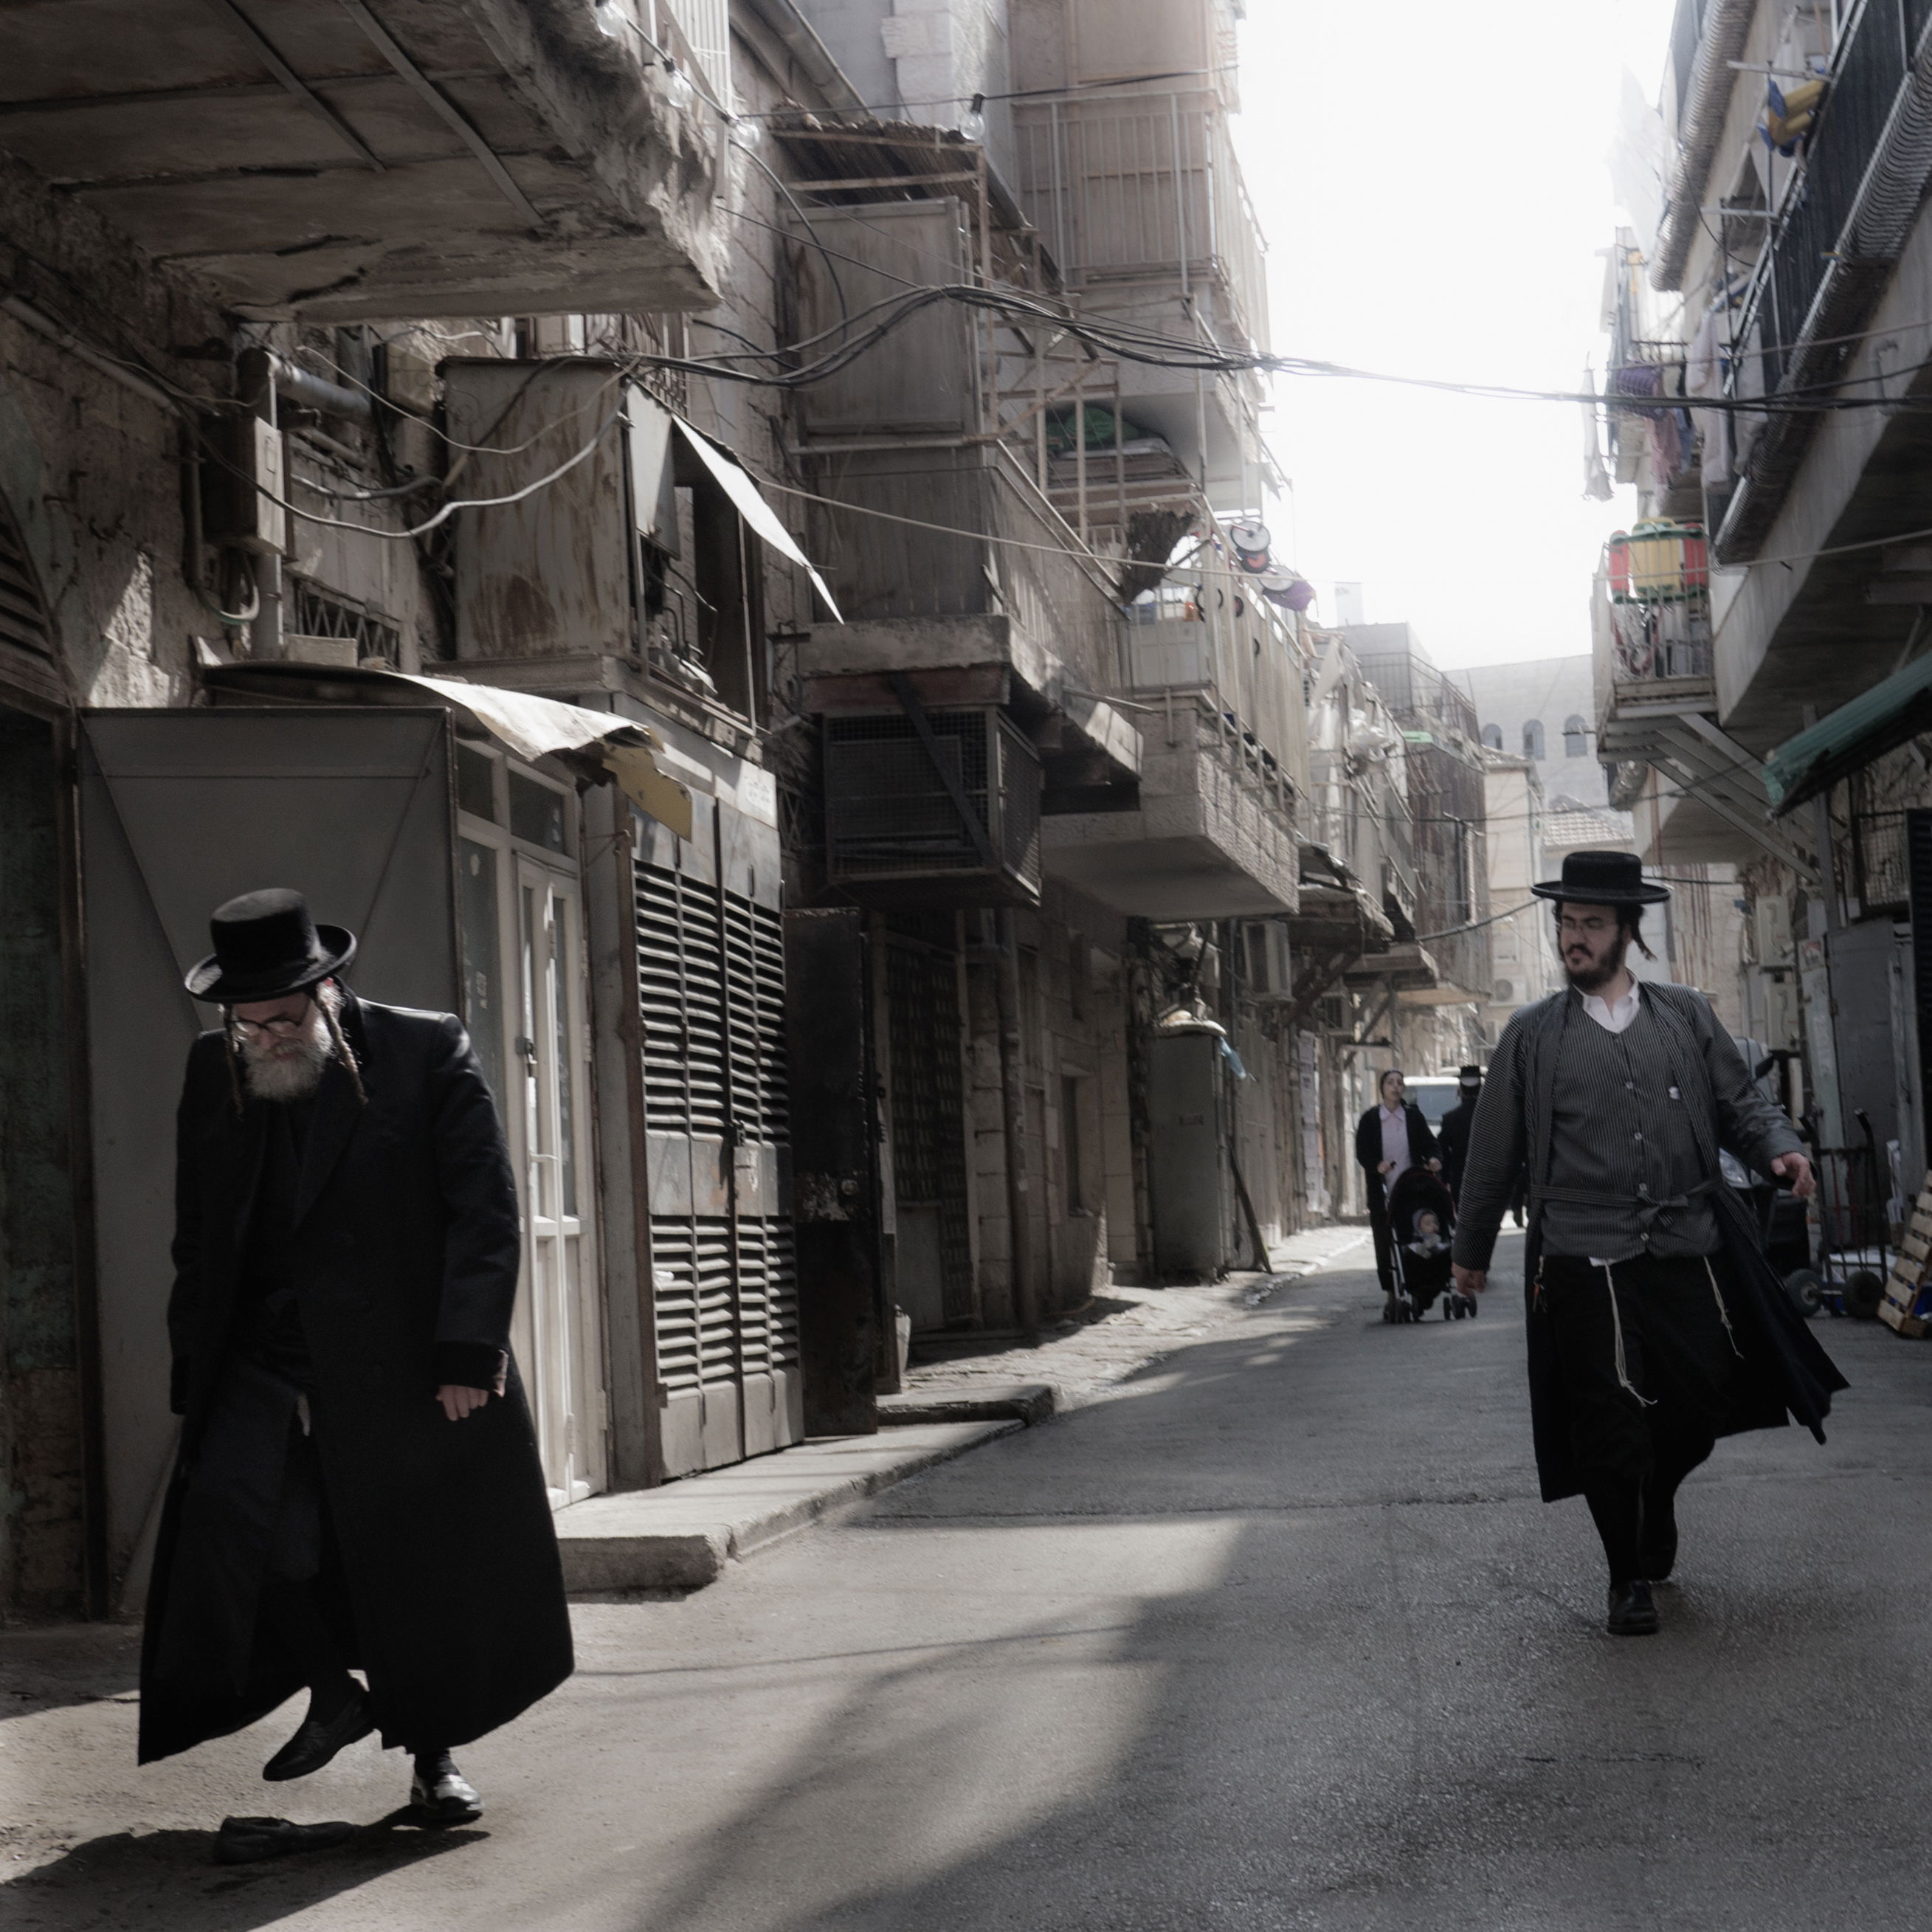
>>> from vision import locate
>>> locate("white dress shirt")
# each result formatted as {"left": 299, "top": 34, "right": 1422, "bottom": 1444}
{"left": 1580, "top": 980, "right": 1641, "bottom": 1034}
{"left": 1379, "top": 1103, "right": 1412, "bottom": 1184}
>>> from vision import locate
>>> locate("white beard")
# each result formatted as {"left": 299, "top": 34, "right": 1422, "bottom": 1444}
{"left": 240, "top": 1011, "right": 334, "bottom": 1102}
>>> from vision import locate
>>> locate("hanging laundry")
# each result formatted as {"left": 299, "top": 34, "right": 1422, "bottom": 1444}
{"left": 1582, "top": 362, "right": 1615, "bottom": 502}
{"left": 1760, "top": 77, "right": 1826, "bottom": 156}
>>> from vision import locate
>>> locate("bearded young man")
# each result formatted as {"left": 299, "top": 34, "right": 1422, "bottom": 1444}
{"left": 1450, "top": 852, "right": 1846, "bottom": 1638}
{"left": 139, "top": 889, "right": 572, "bottom": 1863}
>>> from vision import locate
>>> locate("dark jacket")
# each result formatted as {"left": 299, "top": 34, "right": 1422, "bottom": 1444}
{"left": 1353, "top": 1101, "right": 1441, "bottom": 1216}
{"left": 139, "top": 995, "right": 573, "bottom": 1764}
{"left": 1452, "top": 980, "right": 1846, "bottom": 1501}
{"left": 1436, "top": 1094, "right": 1477, "bottom": 1196}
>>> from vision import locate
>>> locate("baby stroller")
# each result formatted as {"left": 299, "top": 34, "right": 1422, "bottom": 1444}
{"left": 1385, "top": 1166, "right": 1476, "bottom": 1324}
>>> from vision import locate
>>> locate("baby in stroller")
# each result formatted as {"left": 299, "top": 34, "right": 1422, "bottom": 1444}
{"left": 1386, "top": 1166, "right": 1477, "bottom": 1323}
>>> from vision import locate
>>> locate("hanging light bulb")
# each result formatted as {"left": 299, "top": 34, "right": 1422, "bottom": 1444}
{"left": 593, "top": 0, "right": 626, "bottom": 36}
{"left": 959, "top": 92, "right": 987, "bottom": 142}
{"left": 728, "top": 115, "right": 764, "bottom": 152}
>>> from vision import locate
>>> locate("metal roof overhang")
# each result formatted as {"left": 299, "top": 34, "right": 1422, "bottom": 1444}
{"left": 1763, "top": 647, "right": 1932, "bottom": 816}
{"left": 201, "top": 660, "right": 694, "bottom": 836}
{"left": 1598, "top": 709, "right": 1821, "bottom": 883}
{"left": 0, "top": 0, "right": 725, "bottom": 320}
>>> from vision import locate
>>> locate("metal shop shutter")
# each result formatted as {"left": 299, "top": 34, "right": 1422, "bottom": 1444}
{"left": 635, "top": 790, "right": 798, "bottom": 1477}
{"left": 78, "top": 707, "right": 458, "bottom": 1604}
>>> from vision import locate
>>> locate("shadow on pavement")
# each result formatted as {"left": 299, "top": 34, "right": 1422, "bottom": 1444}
{"left": 6, "top": 1818, "right": 486, "bottom": 1929}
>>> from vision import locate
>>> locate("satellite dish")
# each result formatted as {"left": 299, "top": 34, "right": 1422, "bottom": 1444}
{"left": 1257, "top": 565, "right": 1296, "bottom": 593}
{"left": 1229, "top": 520, "right": 1271, "bottom": 553}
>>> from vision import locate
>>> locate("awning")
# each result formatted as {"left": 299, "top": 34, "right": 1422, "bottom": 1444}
{"left": 1762, "top": 649, "right": 1932, "bottom": 815}
{"left": 674, "top": 420, "right": 844, "bottom": 624}
{"left": 199, "top": 662, "right": 694, "bottom": 840}
{"left": 393, "top": 672, "right": 693, "bottom": 840}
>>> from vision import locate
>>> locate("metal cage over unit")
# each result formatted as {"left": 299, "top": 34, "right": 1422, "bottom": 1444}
{"left": 823, "top": 706, "right": 1043, "bottom": 905}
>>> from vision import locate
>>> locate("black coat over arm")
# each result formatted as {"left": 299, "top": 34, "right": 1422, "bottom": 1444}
{"left": 139, "top": 994, "right": 573, "bottom": 1764}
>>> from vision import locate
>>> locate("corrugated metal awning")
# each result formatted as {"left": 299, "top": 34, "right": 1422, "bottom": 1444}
{"left": 1763, "top": 649, "right": 1932, "bottom": 816}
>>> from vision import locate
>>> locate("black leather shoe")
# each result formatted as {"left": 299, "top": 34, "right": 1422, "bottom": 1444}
{"left": 263, "top": 1688, "right": 376, "bottom": 1781}
{"left": 1607, "top": 1579, "right": 1660, "bottom": 1636}
{"left": 1640, "top": 1501, "right": 1678, "bottom": 1583}
{"left": 213, "top": 1816, "right": 356, "bottom": 1864}
{"left": 410, "top": 1755, "right": 483, "bottom": 1826}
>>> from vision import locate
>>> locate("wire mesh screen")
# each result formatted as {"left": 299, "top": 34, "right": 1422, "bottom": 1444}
{"left": 998, "top": 714, "right": 1044, "bottom": 889}
{"left": 826, "top": 711, "right": 995, "bottom": 878}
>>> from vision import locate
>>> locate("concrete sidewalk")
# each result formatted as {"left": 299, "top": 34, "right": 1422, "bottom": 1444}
{"left": 553, "top": 1224, "right": 1373, "bottom": 1594}
{"left": 555, "top": 1421, "right": 1024, "bottom": 1593}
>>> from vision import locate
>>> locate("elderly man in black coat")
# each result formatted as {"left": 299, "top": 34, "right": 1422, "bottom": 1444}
{"left": 139, "top": 889, "right": 573, "bottom": 1858}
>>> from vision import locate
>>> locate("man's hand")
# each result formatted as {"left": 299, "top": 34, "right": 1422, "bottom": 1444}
{"left": 1426, "top": 1158, "right": 1443, "bottom": 1173}
{"left": 1378, "top": 1159, "right": 1395, "bottom": 1176}
{"left": 1453, "top": 1263, "right": 1487, "bottom": 1297}
{"left": 436, "top": 1384, "right": 491, "bottom": 1421}
{"left": 1770, "top": 1151, "right": 1815, "bottom": 1200}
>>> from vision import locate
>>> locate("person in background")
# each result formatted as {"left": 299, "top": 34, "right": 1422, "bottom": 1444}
{"left": 1355, "top": 1068, "right": 1443, "bottom": 1322}
{"left": 1435, "top": 1064, "right": 1484, "bottom": 1202}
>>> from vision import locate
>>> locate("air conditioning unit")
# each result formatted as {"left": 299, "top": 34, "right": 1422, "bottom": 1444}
{"left": 1240, "top": 919, "right": 1294, "bottom": 1001}
{"left": 824, "top": 706, "right": 1042, "bottom": 905}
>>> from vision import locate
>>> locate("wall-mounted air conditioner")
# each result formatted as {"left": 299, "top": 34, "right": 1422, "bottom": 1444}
{"left": 824, "top": 707, "right": 1042, "bottom": 905}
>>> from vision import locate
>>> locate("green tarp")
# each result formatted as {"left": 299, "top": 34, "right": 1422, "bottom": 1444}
{"left": 1762, "top": 649, "right": 1932, "bottom": 814}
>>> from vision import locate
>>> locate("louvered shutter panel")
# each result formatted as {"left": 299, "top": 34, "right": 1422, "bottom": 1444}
{"left": 0, "top": 497, "right": 51, "bottom": 660}
{"left": 635, "top": 797, "right": 798, "bottom": 1477}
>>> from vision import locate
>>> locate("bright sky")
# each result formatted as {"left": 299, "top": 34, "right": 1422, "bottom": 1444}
{"left": 1237, "top": 0, "right": 1677, "bottom": 669}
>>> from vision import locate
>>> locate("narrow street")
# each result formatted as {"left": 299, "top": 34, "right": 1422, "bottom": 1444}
{"left": 7, "top": 1232, "right": 1929, "bottom": 1931}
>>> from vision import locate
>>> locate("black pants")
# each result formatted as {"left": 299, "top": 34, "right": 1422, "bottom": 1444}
{"left": 1368, "top": 1199, "right": 1398, "bottom": 1296}
{"left": 1542, "top": 1251, "right": 1742, "bottom": 1581}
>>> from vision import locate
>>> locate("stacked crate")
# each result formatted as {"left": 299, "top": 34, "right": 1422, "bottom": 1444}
{"left": 1879, "top": 1174, "right": 1932, "bottom": 1337}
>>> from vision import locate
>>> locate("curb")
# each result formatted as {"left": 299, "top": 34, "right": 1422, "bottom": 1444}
{"left": 556, "top": 1419, "right": 1023, "bottom": 1594}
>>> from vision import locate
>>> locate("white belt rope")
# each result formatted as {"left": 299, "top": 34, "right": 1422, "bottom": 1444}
{"left": 1601, "top": 1260, "right": 1657, "bottom": 1407}
{"left": 1705, "top": 1257, "right": 1745, "bottom": 1359}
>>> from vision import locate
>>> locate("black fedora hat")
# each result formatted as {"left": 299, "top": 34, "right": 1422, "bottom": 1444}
{"left": 184, "top": 888, "right": 357, "bottom": 1004}
{"left": 1530, "top": 849, "right": 1670, "bottom": 907}
{"left": 1457, "top": 1064, "right": 1483, "bottom": 1088}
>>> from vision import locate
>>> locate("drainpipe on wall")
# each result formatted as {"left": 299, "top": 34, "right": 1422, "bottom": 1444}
{"left": 236, "top": 346, "right": 283, "bottom": 662}
{"left": 993, "top": 906, "right": 1041, "bottom": 1334}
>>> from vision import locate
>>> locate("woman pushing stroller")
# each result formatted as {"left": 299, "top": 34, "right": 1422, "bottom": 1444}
{"left": 1354, "top": 1069, "right": 1445, "bottom": 1322}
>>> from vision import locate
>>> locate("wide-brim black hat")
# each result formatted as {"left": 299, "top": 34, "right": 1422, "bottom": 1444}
{"left": 184, "top": 887, "right": 356, "bottom": 1003}
{"left": 1457, "top": 1063, "right": 1483, "bottom": 1087}
{"left": 1529, "top": 849, "right": 1670, "bottom": 907}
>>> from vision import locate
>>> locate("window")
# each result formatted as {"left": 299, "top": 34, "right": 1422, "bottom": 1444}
{"left": 1480, "top": 723, "right": 1503, "bottom": 751}
{"left": 1523, "top": 720, "right": 1546, "bottom": 760}
{"left": 1564, "top": 715, "right": 1588, "bottom": 757}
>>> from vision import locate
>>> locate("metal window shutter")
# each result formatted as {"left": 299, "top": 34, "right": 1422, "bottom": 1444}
{"left": 0, "top": 497, "right": 52, "bottom": 659}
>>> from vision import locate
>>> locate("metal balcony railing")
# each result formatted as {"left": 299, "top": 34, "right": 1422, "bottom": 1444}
{"left": 1013, "top": 90, "right": 1270, "bottom": 355}
{"left": 1727, "top": 0, "right": 1927, "bottom": 400}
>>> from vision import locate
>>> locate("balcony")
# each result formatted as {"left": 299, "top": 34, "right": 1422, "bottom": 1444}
{"left": 1040, "top": 570, "right": 1304, "bottom": 921}
{"left": 1013, "top": 89, "right": 1266, "bottom": 500}
{"left": 0, "top": 0, "right": 727, "bottom": 320}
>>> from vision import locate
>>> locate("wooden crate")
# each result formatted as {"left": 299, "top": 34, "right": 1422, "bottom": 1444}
{"left": 1880, "top": 1181, "right": 1932, "bottom": 1338}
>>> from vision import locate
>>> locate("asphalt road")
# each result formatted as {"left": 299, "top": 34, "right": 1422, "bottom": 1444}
{"left": 7, "top": 1229, "right": 1932, "bottom": 1930}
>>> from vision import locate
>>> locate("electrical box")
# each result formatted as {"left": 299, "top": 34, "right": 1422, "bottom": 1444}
{"left": 1146, "top": 1031, "right": 1232, "bottom": 1277}
{"left": 1754, "top": 894, "right": 1793, "bottom": 965}
{"left": 204, "top": 415, "right": 288, "bottom": 556}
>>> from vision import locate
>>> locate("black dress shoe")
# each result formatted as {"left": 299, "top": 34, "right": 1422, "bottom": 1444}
{"left": 410, "top": 1755, "right": 483, "bottom": 1826}
{"left": 1607, "top": 1579, "right": 1660, "bottom": 1636}
{"left": 1640, "top": 1501, "right": 1678, "bottom": 1583}
{"left": 263, "top": 1688, "right": 376, "bottom": 1781}
{"left": 213, "top": 1816, "right": 357, "bottom": 1864}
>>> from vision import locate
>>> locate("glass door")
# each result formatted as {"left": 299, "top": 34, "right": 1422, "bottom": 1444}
{"left": 513, "top": 858, "right": 596, "bottom": 1506}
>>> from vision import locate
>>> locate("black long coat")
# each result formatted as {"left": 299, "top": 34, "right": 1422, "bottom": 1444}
{"left": 139, "top": 995, "right": 573, "bottom": 1764}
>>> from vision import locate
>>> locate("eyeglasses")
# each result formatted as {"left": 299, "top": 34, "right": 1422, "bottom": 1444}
{"left": 230, "top": 1000, "right": 313, "bottom": 1037}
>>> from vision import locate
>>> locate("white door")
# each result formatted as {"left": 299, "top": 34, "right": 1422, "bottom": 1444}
{"left": 510, "top": 859, "right": 597, "bottom": 1506}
